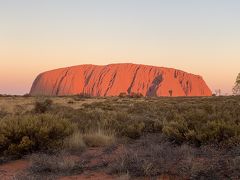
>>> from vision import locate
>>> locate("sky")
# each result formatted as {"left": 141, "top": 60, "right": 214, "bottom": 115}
{"left": 0, "top": 0, "right": 240, "bottom": 95}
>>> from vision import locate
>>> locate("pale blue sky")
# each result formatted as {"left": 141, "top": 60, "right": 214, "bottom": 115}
{"left": 0, "top": 0, "right": 240, "bottom": 94}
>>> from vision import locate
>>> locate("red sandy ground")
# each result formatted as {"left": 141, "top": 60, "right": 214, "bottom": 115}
{"left": 0, "top": 159, "right": 29, "bottom": 180}
{"left": 0, "top": 146, "right": 180, "bottom": 180}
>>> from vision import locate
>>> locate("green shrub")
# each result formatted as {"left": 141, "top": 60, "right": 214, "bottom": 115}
{"left": 197, "top": 120, "right": 240, "bottom": 143}
{"left": 162, "top": 116, "right": 189, "bottom": 144}
{"left": 122, "top": 121, "right": 145, "bottom": 139}
{"left": 163, "top": 117, "right": 240, "bottom": 146}
{"left": 0, "top": 114, "right": 73, "bottom": 155}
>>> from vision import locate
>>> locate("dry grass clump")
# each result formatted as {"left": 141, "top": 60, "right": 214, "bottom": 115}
{"left": 82, "top": 129, "right": 115, "bottom": 147}
{"left": 64, "top": 131, "right": 86, "bottom": 152}
{"left": 64, "top": 129, "right": 115, "bottom": 151}
{"left": 116, "top": 173, "right": 130, "bottom": 180}
{"left": 0, "top": 97, "right": 35, "bottom": 114}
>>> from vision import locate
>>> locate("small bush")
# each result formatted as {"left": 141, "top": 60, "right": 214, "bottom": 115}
{"left": 162, "top": 116, "right": 188, "bottom": 144}
{"left": 122, "top": 121, "right": 145, "bottom": 139}
{"left": 119, "top": 92, "right": 128, "bottom": 98}
{"left": 0, "top": 114, "right": 73, "bottom": 155}
{"left": 34, "top": 99, "right": 53, "bottom": 113}
{"left": 163, "top": 118, "right": 240, "bottom": 146}
{"left": 67, "top": 100, "right": 74, "bottom": 104}
{"left": 129, "top": 92, "right": 143, "bottom": 98}
{"left": 22, "top": 93, "right": 31, "bottom": 97}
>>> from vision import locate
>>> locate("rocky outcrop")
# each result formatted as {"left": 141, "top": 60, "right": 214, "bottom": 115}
{"left": 30, "top": 63, "right": 212, "bottom": 97}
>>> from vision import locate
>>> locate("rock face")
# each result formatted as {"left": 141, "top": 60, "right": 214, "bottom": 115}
{"left": 30, "top": 63, "right": 212, "bottom": 97}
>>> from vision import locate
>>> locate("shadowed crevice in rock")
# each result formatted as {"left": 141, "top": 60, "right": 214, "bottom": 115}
{"left": 146, "top": 75, "right": 163, "bottom": 96}
{"left": 127, "top": 66, "right": 141, "bottom": 95}
{"left": 104, "top": 71, "right": 117, "bottom": 96}
{"left": 85, "top": 69, "right": 95, "bottom": 86}
{"left": 55, "top": 68, "right": 70, "bottom": 96}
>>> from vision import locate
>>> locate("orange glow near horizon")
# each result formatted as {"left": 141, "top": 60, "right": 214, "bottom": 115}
{"left": 0, "top": 1, "right": 240, "bottom": 95}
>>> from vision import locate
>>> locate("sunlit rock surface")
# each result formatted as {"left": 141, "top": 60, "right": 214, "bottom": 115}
{"left": 30, "top": 63, "right": 212, "bottom": 97}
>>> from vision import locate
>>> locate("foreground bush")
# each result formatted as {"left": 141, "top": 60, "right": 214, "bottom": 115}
{"left": 0, "top": 114, "right": 73, "bottom": 155}
{"left": 29, "top": 153, "right": 84, "bottom": 175}
{"left": 15, "top": 152, "right": 85, "bottom": 179}
{"left": 109, "top": 134, "right": 240, "bottom": 179}
{"left": 109, "top": 134, "right": 194, "bottom": 177}
{"left": 163, "top": 116, "right": 240, "bottom": 146}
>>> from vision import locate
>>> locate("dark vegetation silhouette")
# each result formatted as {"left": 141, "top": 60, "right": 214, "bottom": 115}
{"left": 233, "top": 73, "right": 240, "bottom": 95}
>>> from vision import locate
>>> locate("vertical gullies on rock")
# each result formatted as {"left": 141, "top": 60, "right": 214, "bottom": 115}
{"left": 127, "top": 66, "right": 141, "bottom": 95}
{"left": 104, "top": 71, "right": 117, "bottom": 96}
{"left": 55, "top": 68, "right": 70, "bottom": 96}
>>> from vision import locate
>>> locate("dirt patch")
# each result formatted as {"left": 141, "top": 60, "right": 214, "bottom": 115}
{"left": 0, "top": 159, "right": 29, "bottom": 180}
{"left": 60, "top": 172, "right": 114, "bottom": 180}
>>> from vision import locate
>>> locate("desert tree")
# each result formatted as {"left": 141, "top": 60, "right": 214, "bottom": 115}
{"left": 233, "top": 73, "right": 240, "bottom": 95}
{"left": 214, "top": 89, "right": 221, "bottom": 96}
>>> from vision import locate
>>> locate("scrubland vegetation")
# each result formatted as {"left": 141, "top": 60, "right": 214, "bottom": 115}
{"left": 0, "top": 95, "right": 240, "bottom": 179}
